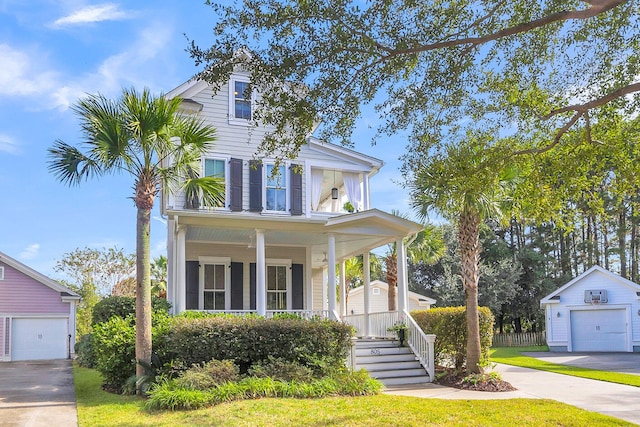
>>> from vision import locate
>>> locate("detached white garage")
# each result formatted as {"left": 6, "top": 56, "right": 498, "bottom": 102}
{"left": 0, "top": 251, "right": 80, "bottom": 361}
{"left": 541, "top": 265, "right": 640, "bottom": 353}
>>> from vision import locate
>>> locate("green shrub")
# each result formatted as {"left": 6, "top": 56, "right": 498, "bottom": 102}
{"left": 74, "top": 333, "right": 96, "bottom": 368}
{"left": 92, "top": 296, "right": 171, "bottom": 325}
{"left": 92, "top": 311, "right": 172, "bottom": 390}
{"left": 167, "top": 316, "right": 353, "bottom": 376}
{"left": 145, "top": 370, "right": 382, "bottom": 411}
{"left": 411, "top": 306, "right": 494, "bottom": 370}
{"left": 174, "top": 359, "right": 239, "bottom": 390}
{"left": 248, "top": 357, "right": 314, "bottom": 382}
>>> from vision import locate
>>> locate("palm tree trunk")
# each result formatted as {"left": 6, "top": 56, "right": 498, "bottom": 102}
{"left": 386, "top": 254, "right": 398, "bottom": 311}
{"left": 135, "top": 205, "right": 153, "bottom": 392}
{"left": 459, "top": 207, "right": 482, "bottom": 374}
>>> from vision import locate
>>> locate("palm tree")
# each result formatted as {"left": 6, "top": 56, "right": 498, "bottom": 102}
{"left": 384, "top": 211, "right": 444, "bottom": 311}
{"left": 409, "top": 138, "right": 517, "bottom": 374}
{"left": 151, "top": 255, "right": 168, "bottom": 298}
{"left": 48, "top": 88, "right": 223, "bottom": 389}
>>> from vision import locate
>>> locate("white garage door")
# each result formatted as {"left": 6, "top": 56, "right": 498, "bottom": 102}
{"left": 570, "top": 309, "right": 628, "bottom": 352}
{"left": 11, "top": 318, "right": 68, "bottom": 361}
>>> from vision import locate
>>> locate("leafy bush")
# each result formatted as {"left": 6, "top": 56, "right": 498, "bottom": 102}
{"left": 145, "top": 370, "right": 382, "bottom": 411}
{"left": 74, "top": 333, "right": 96, "bottom": 368}
{"left": 92, "top": 311, "right": 172, "bottom": 390}
{"left": 92, "top": 296, "right": 171, "bottom": 325}
{"left": 248, "top": 357, "right": 314, "bottom": 382}
{"left": 167, "top": 316, "right": 353, "bottom": 376}
{"left": 174, "top": 359, "right": 239, "bottom": 390}
{"left": 411, "top": 306, "right": 494, "bottom": 370}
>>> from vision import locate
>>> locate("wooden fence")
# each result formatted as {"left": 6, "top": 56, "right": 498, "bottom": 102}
{"left": 493, "top": 331, "right": 546, "bottom": 347}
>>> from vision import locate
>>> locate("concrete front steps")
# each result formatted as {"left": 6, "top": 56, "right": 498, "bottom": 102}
{"left": 354, "top": 338, "right": 431, "bottom": 386}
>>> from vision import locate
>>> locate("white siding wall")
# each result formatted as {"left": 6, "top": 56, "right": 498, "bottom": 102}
{"left": 312, "top": 269, "right": 324, "bottom": 311}
{"left": 169, "top": 81, "right": 370, "bottom": 214}
{"left": 546, "top": 270, "right": 640, "bottom": 349}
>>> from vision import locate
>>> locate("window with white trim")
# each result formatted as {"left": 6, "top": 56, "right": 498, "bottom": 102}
{"left": 204, "top": 158, "right": 227, "bottom": 208}
{"left": 0, "top": 266, "right": 4, "bottom": 280}
{"left": 199, "top": 257, "right": 230, "bottom": 310}
{"left": 229, "top": 78, "right": 252, "bottom": 123}
{"left": 265, "top": 163, "right": 287, "bottom": 212}
{"left": 267, "top": 260, "right": 291, "bottom": 310}
{"left": 372, "top": 287, "right": 380, "bottom": 295}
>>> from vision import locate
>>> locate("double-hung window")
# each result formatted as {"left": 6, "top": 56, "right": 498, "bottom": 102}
{"left": 199, "top": 257, "right": 230, "bottom": 310}
{"left": 266, "top": 261, "right": 291, "bottom": 310}
{"left": 265, "top": 163, "right": 287, "bottom": 212}
{"left": 204, "top": 158, "right": 226, "bottom": 208}
{"left": 232, "top": 80, "right": 251, "bottom": 121}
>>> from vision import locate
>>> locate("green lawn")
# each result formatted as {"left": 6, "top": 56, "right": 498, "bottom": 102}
{"left": 74, "top": 365, "right": 633, "bottom": 426}
{"left": 490, "top": 346, "right": 640, "bottom": 388}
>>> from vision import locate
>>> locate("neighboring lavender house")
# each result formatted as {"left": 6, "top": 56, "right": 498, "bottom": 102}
{"left": 0, "top": 251, "right": 80, "bottom": 361}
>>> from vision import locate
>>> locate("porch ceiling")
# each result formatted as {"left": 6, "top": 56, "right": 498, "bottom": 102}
{"left": 172, "top": 209, "right": 423, "bottom": 268}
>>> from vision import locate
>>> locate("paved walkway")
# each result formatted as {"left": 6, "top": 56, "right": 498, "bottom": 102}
{"left": 384, "top": 362, "right": 640, "bottom": 425}
{"left": 0, "top": 360, "right": 77, "bottom": 427}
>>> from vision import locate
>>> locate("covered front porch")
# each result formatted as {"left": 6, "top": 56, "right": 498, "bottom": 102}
{"left": 166, "top": 208, "right": 423, "bottom": 334}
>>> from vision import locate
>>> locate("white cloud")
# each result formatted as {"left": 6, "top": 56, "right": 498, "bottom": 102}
{"left": 0, "top": 44, "right": 59, "bottom": 98}
{"left": 20, "top": 244, "right": 40, "bottom": 260}
{"left": 51, "top": 3, "right": 131, "bottom": 28}
{"left": 0, "top": 134, "right": 20, "bottom": 154}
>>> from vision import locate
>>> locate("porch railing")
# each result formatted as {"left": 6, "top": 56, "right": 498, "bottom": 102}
{"left": 404, "top": 309, "right": 436, "bottom": 381}
{"left": 342, "top": 311, "right": 400, "bottom": 338}
{"left": 195, "top": 310, "right": 330, "bottom": 319}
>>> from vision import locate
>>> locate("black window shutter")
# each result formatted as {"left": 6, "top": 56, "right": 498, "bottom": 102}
{"left": 292, "top": 263, "right": 304, "bottom": 309}
{"left": 290, "top": 164, "right": 303, "bottom": 216}
{"left": 229, "top": 158, "right": 243, "bottom": 211}
{"left": 249, "top": 263, "right": 256, "bottom": 310}
{"left": 249, "top": 160, "right": 263, "bottom": 212}
{"left": 230, "top": 262, "right": 243, "bottom": 309}
{"left": 185, "top": 261, "right": 199, "bottom": 310}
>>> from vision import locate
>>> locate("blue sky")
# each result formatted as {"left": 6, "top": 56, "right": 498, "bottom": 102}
{"left": 0, "top": 1, "right": 412, "bottom": 278}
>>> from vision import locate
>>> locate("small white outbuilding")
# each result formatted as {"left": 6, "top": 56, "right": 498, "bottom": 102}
{"left": 541, "top": 265, "right": 640, "bottom": 352}
{"left": 346, "top": 280, "right": 436, "bottom": 315}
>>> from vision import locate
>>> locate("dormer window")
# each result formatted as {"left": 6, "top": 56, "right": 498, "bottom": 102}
{"left": 230, "top": 79, "right": 251, "bottom": 122}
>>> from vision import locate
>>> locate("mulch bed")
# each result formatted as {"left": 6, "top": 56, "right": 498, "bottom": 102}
{"left": 434, "top": 367, "right": 517, "bottom": 392}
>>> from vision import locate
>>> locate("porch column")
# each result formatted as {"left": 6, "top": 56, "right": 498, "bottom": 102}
{"left": 362, "top": 173, "right": 370, "bottom": 210}
{"left": 176, "top": 224, "right": 186, "bottom": 314}
{"left": 256, "top": 229, "right": 266, "bottom": 316}
{"left": 396, "top": 237, "right": 407, "bottom": 314}
{"left": 363, "top": 251, "right": 371, "bottom": 337}
{"left": 166, "top": 219, "right": 174, "bottom": 313}
{"left": 339, "top": 261, "right": 347, "bottom": 317}
{"left": 327, "top": 233, "right": 337, "bottom": 319}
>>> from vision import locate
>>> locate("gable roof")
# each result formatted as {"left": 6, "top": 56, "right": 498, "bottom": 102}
{"left": 540, "top": 265, "right": 640, "bottom": 305}
{"left": 0, "top": 250, "right": 80, "bottom": 299}
{"left": 349, "top": 280, "right": 436, "bottom": 305}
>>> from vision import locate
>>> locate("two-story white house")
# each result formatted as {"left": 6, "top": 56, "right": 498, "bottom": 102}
{"left": 162, "top": 70, "right": 424, "bottom": 336}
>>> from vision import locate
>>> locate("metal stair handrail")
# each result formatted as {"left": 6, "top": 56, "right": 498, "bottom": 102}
{"left": 403, "top": 309, "right": 436, "bottom": 381}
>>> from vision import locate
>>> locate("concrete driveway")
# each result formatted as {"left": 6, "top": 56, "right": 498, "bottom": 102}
{"left": 522, "top": 351, "right": 640, "bottom": 375}
{"left": 0, "top": 360, "right": 77, "bottom": 427}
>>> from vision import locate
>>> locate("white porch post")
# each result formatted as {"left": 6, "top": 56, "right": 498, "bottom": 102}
{"left": 166, "top": 219, "right": 174, "bottom": 313}
{"left": 339, "top": 261, "right": 347, "bottom": 317}
{"left": 363, "top": 251, "right": 371, "bottom": 337}
{"left": 396, "top": 237, "right": 407, "bottom": 315}
{"left": 256, "top": 229, "right": 266, "bottom": 316}
{"left": 176, "top": 224, "right": 186, "bottom": 314}
{"left": 362, "top": 173, "right": 370, "bottom": 210}
{"left": 327, "top": 233, "right": 337, "bottom": 319}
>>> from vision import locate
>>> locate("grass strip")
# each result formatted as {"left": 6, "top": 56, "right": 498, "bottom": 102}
{"left": 75, "top": 365, "right": 633, "bottom": 426}
{"left": 491, "top": 346, "right": 640, "bottom": 388}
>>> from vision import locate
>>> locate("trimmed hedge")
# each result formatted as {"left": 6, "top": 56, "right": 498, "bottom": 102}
{"left": 92, "top": 296, "right": 171, "bottom": 325}
{"left": 166, "top": 316, "right": 353, "bottom": 376}
{"left": 411, "top": 306, "right": 494, "bottom": 369}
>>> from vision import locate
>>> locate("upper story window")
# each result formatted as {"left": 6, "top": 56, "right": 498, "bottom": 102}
{"left": 204, "top": 158, "right": 226, "bottom": 208}
{"left": 0, "top": 266, "right": 4, "bottom": 280}
{"left": 229, "top": 78, "right": 252, "bottom": 124}
{"left": 265, "top": 163, "right": 287, "bottom": 212}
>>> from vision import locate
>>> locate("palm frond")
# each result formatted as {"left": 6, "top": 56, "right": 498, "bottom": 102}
{"left": 47, "top": 140, "right": 103, "bottom": 186}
